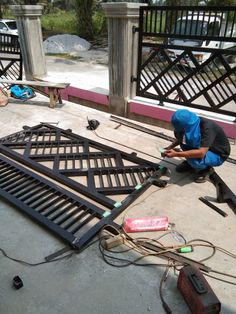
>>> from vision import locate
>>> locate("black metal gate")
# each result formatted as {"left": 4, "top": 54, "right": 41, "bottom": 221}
{"left": 0, "top": 124, "right": 167, "bottom": 249}
{"left": 135, "top": 6, "right": 236, "bottom": 117}
{"left": 0, "top": 34, "right": 22, "bottom": 84}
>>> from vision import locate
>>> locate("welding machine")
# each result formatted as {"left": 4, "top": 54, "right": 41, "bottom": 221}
{"left": 177, "top": 265, "right": 221, "bottom": 313}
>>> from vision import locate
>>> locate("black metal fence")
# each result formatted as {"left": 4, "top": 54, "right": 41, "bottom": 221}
{"left": 0, "top": 34, "right": 22, "bottom": 84}
{"left": 135, "top": 6, "right": 236, "bottom": 117}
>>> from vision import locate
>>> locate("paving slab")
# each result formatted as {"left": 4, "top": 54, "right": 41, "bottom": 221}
{"left": 0, "top": 96, "right": 235, "bottom": 314}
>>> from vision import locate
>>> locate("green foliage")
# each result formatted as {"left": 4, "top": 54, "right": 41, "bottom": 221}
{"left": 92, "top": 7, "right": 107, "bottom": 36}
{"left": 41, "top": 11, "right": 77, "bottom": 34}
{"left": 205, "top": 0, "right": 236, "bottom": 4}
{"left": 165, "top": 0, "right": 199, "bottom": 5}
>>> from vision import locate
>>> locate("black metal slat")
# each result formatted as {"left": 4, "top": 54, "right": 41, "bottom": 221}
{"left": 44, "top": 198, "right": 72, "bottom": 217}
{"left": 69, "top": 211, "right": 96, "bottom": 235}
{"left": 34, "top": 193, "right": 61, "bottom": 212}
{"left": 24, "top": 187, "right": 55, "bottom": 206}
{"left": 13, "top": 180, "right": 41, "bottom": 199}
{"left": 18, "top": 183, "right": 45, "bottom": 202}
{"left": 49, "top": 201, "right": 77, "bottom": 221}
{"left": 62, "top": 207, "right": 91, "bottom": 231}
{"left": 54, "top": 203, "right": 83, "bottom": 225}
{"left": 3, "top": 176, "right": 32, "bottom": 194}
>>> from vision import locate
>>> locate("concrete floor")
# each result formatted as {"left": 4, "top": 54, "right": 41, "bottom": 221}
{"left": 0, "top": 95, "right": 236, "bottom": 314}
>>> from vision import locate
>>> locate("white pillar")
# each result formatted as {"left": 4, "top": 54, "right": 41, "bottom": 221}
{"left": 10, "top": 5, "right": 47, "bottom": 80}
{"left": 102, "top": 2, "right": 147, "bottom": 117}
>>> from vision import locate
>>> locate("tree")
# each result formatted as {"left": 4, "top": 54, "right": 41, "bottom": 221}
{"left": 75, "top": 0, "right": 95, "bottom": 40}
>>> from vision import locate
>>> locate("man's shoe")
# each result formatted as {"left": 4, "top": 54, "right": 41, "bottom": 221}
{"left": 176, "top": 161, "right": 193, "bottom": 173}
{"left": 194, "top": 167, "right": 214, "bottom": 183}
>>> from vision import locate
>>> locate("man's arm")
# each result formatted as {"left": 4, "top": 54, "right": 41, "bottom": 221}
{"left": 165, "top": 139, "right": 180, "bottom": 150}
{"left": 164, "top": 147, "right": 209, "bottom": 159}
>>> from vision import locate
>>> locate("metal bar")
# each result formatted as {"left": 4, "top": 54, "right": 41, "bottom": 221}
{"left": 110, "top": 115, "right": 174, "bottom": 142}
{"left": 199, "top": 197, "right": 228, "bottom": 217}
{"left": 139, "top": 242, "right": 211, "bottom": 273}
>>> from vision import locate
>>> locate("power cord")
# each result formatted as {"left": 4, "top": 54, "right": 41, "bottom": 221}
{"left": 0, "top": 247, "right": 74, "bottom": 267}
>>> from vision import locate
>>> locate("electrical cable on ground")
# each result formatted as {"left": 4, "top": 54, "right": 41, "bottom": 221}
{"left": 0, "top": 238, "right": 101, "bottom": 267}
{"left": 159, "top": 263, "right": 173, "bottom": 314}
{"left": 0, "top": 247, "right": 74, "bottom": 266}
{"left": 93, "top": 129, "right": 178, "bottom": 167}
{"left": 98, "top": 226, "right": 236, "bottom": 286}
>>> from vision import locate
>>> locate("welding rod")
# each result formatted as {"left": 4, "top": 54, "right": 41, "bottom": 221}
{"left": 199, "top": 197, "right": 228, "bottom": 217}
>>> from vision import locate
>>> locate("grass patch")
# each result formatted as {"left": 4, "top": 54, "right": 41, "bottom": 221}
{"left": 41, "top": 11, "right": 77, "bottom": 34}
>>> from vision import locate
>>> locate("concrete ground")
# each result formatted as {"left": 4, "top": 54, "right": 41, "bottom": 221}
{"left": 0, "top": 56, "right": 236, "bottom": 314}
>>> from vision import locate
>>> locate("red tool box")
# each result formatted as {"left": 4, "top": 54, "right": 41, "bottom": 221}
{"left": 177, "top": 265, "right": 221, "bottom": 313}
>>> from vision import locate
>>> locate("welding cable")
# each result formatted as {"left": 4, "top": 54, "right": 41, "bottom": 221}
{"left": 99, "top": 230, "right": 186, "bottom": 268}
{"left": 0, "top": 247, "right": 74, "bottom": 266}
{"left": 100, "top": 226, "right": 196, "bottom": 263}
{"left": 93, "top": 130, "right": 178, "bottom": 166}
{"left": 0, "top": 237, "right": 103, "bottom": 267}
{"left": 187, "top": 239, "right": 236, "bottom": 262}
{"left": 210, "top": 268, "right": 236, "bottom": 280}
{"left": 99, "top": 232, "right": 156, "bottom": 265}
{"left": 98, "top": 226, "right": 174, "bottom": 267}
{"left": 131, "top": 231, "right": 187, "bottom": 246}
{"left": 185, "top": 239, "right": 216, "bottom": 262}
{"left": 204, "top": 273, "right": 236, "bottom": 286}
{"left": 159, "top": 264, "right": 173, "bottom": 314}
{"left": 99, "top": 239, "right": 174, "bottom": 268}
{"left": 100, "top": 225, "right": 183, "bottom": 257}
{"left": 100, "top": 227, "right": 236, "bottom": 284}
{"left": 119, "top": 173, "right": 192, "bottom": 225}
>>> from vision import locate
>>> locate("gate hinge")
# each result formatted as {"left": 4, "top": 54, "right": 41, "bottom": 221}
{"left": 131, "top": 76, "right": 137, "bottom": 83}
{"left": 132, "top": 26, "right": 139, "bottom": 33}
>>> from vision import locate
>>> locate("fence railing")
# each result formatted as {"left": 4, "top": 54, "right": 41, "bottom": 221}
{"left": 136, "top": 6, "right": 236, "bottom": 117}
{"left": 142, "top": 6, "right": 236, "bottom": 42}
{"left": 0, "top": 33, "right": 22, "bottom": 83}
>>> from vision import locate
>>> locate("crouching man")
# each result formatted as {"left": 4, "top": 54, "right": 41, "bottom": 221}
{"left": 164, "top": 109, "right": 230, "bottom": 183}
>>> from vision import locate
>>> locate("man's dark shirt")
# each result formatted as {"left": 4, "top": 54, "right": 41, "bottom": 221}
{"left": 174, "top": 117, "right": 230, "bottom": 160}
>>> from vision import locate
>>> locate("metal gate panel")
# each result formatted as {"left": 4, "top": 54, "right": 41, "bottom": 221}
{"left": 136, "top": 6, "right": 236, "bottom": 117}
{"left": 0, "top": 124, "right": 165, "bottom": 206}
{"left": 0, "top": 154, "right": 103, "bottom": 249}
{"left": 0, "top": 34, "right": 22, "bottom": 82}
{"left": 0, "top": 153, "right": 157, "bottom": 250}
{"left": 0, "top": 124, "right": 167, "bottom": 249}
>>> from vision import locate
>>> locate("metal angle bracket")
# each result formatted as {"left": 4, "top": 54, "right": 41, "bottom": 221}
{"left": 209, "top": 171, "right": 236, "bottom": 214}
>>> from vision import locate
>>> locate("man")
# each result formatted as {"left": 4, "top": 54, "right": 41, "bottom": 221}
{"left": 163, "top": 109, "right": 231, "bottom": 183}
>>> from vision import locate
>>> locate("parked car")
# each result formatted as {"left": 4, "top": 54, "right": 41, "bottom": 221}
{"left": 0, "top": 19, "right": 18, "bottom": 36}
{"left": 167, "top": 13, "right": 235, "bottom": 67}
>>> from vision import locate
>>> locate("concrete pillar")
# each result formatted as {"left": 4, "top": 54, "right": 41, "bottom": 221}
{"left": 102, "top": 2, "right": 147, "bottom": 117}
{"left": 10, "top": 5, "right": 47, "bottom": 80}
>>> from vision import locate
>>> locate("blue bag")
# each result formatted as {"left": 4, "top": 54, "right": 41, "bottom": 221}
{"left": 10, "top": 85, "right": 35, "bottom": 100}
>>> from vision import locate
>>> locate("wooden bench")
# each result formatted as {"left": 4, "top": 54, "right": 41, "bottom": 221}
{"left": 0, "top": 79, "right": 70, "bottom": 108}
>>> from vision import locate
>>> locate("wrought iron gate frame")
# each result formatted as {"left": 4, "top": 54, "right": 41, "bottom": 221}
{"left": 0, "top": 34, "right": 22, "bottom": 82}
{"left": 0, "top": 124, "right": 167, "bottom": 250}
{"left": 135, "top": 5, "right": 236, "bottom": 117}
